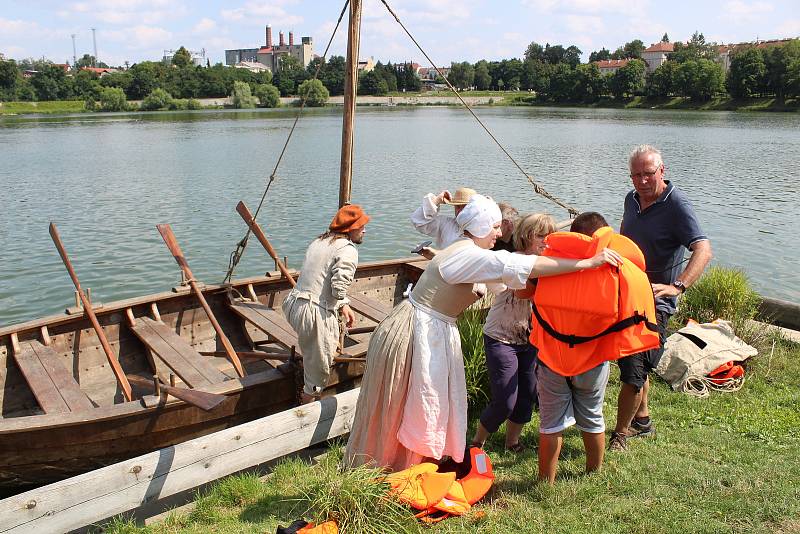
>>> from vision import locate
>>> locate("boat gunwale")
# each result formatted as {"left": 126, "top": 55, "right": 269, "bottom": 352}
{"left": 0, "top": 256, "right": 425, "bottom": 338}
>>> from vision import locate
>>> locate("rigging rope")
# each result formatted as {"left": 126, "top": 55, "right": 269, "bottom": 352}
{"left": 378, "top": 0, "right": 580, "bottom": 217}
{"left": 223, "top": 0, "right": 351, "bottom": 284}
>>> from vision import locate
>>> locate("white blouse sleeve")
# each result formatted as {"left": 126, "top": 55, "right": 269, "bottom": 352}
{"left": 438, "top": 246, "right": 538, "bottom": 290}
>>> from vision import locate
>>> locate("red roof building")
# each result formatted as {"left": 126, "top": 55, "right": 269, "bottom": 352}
{"left": 593, "top": 58, "right": 630, "bottom": 75}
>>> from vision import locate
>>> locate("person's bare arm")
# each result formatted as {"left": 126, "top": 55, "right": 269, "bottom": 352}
{"left": 529, "top": 248, "right": 623, "bottom": 278}
{"left": 652, "top": 239, "right": 713, "bottom": 298}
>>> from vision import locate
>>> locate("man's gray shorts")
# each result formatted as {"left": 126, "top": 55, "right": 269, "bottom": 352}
{"left": 537, "top": 362, "right": 610, "bottom": 435}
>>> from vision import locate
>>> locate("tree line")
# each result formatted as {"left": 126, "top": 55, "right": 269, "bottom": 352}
{"left": 1, "top": 36, "right": 799, "bottom": 106}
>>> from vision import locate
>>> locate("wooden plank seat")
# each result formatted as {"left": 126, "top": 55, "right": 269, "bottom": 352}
{"left": 128, "top": 317, "right": 228, "bottom": 388}
{"left": 228, "top": 301, "right": 301, "bottom": 353}
{"left": 347, "top": 293, "right": 391, "bottom": 323}
{"left": 13, "top": 341, "right": 94, "bottom": 414}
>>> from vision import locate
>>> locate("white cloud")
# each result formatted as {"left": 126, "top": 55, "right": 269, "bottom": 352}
{"left": 564, "top": 14, "right": 605, "bottom": 34}
{"left": 0, "top": 17, "right": 39, "bottom": 36}
{"left": 723, "top": 1, "right": 774, "bottom": 23}
{"left": 193, "top": 17, "right": 217, "bottom": 33}
{"left": 104, "top": 25, "right": 173, "bottom": 49}
{"left": 522, "top": 0, "right": 634, "bottom": 14}
{"left": 220, "top": 2, "right": 303, "bottom": 26}
{"left": 776, "top": 18, "right": 800, "bottom": 36}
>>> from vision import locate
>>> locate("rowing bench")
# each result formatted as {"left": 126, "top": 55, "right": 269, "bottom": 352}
{"left": 128, "top": 314, "right": 228, "bottom": 388}
{"left": 11, "top": 333, "right": 93, "bottom": 414}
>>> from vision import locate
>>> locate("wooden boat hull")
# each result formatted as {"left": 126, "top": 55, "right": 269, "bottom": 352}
{"left": 0, "top": 257, "right": 426, "bottom": 491}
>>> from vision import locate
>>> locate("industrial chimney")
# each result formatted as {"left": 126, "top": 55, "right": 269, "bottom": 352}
{"left": 289, "top": 32, "right": 294, "bottom": 46}
{"left": 266, "top": 25, "right": 272, "bottom": 48}
{"left": 279, "top": 31, "right": 285, "bottom": 46}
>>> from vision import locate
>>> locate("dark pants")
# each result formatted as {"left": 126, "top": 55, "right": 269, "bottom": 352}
{"left": 618, "top": 310, "right": 670, "bottom": 390}
{"left": 479, "top": 334, "right": 538, "bottom": 433}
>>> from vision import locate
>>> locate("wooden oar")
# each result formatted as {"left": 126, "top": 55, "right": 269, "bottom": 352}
{"left": 156, "top": 224, "right": 245, "bottom": 377}
{"left": 235, "top": 201, "right": 296, "bottom": 287}
{"left": 199, "top": 350, "right": 290, "bottom": 360}
{"left": 49, "top": 223, "right": 133, "bottom": 402}
{"left": 127, "top": 375, "right": 226, "bottom": 412}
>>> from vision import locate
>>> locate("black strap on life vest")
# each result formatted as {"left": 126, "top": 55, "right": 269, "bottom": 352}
{"left": 531, "top": 300, "right": 659, "bottom": 348}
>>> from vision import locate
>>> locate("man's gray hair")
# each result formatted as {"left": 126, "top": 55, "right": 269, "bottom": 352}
{"left": 629, "top": 144, "right": 663, "bottom": 170}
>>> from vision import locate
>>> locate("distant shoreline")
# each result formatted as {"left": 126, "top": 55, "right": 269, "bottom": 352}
{"left": 1, "top": 93, "right": 797, "bottom": 115}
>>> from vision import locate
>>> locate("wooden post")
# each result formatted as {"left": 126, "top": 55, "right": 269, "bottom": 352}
{"left": 339, "top": 0, "right": 362, "bottom": 208}
{"left": 155, "top": 224, "right": 245, "bottom": 377}
{"left": 49, "top": 223, "right": 133, "bottom": 402}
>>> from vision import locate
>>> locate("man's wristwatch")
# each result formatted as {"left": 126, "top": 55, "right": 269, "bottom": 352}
{"left": 672, "top": 280, "right": 687, "bottom": 293}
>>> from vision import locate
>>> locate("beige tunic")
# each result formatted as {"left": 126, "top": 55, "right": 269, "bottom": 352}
{"left": 282, "top": 237, "right": 357, "bottom": 395}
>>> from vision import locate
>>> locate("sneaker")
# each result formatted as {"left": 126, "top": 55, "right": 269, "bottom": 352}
{"left": 628, "top": 418, "right": 656, "bottom": 438}
{"left": 608, "top": 432, "right": 628, "bottom": 451}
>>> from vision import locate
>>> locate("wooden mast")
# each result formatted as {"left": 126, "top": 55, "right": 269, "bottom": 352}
{"left": 338, "top": 0, "right": 362, "bottom": 208}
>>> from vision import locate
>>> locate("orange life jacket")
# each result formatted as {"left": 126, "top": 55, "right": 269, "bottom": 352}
{"left": 530, "top": 227, "right": 660, "bottom": 376}
{"left": 384, "top": 447, "right": 494, "bottom": 522}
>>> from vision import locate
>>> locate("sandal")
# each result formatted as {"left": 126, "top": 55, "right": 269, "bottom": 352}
{"left": 505, "top": 442, "right": 525, "bottom": 453}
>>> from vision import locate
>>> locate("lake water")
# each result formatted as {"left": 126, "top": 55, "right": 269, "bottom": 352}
{"left": 1, "top": 106, "right": 798, "bottom": 327}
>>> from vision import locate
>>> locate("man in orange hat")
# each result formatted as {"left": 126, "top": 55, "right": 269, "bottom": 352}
{"left": 282, "top": 204, "right": 370, "bottom": 403}
{"left": 410, "top": 187, "right": 477, "bottom": 250}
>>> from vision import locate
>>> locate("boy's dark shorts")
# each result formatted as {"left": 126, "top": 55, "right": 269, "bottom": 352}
{"left": 618, "top": 310, "right": 670, "bottom": 390}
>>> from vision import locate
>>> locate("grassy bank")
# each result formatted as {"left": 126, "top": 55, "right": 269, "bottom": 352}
{"left": 0, "top": 100, "right": 87, "bottom": 114}
{"left": 102, "top": 326, "right": 800, "bottom": 534}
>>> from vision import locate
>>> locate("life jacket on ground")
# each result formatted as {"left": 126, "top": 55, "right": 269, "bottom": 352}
{"left": 384, "top": 447, "right": 494, "bottom": 523}
{"left": 530, "top": 226, "right": 660, "bottom": 376}
{"left": 276, "top": 519, "right": 338, "bottom": 534}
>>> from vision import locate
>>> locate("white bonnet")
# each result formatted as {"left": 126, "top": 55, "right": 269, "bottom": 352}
{"left": 455, "top": 194, "right": 502, "bottom": 238}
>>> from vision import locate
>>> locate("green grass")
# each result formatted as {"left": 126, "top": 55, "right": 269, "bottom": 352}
{"left": 0, "top": 100, "right": 87, "bottom": 114}
{"left": 102, "top": 332, "right": 800, "bottom": 534}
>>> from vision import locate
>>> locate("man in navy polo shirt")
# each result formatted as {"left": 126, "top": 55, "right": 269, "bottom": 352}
{"left": 609, "top": 145, "right": 713, "bottom": 452}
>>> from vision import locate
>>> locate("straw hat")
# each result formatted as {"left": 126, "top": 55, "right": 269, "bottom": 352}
{"left": 443, "top": 187, "right": 477, "bottom": 206}
{"left": 329, "top": 204, "right": 370, "bottom": 233}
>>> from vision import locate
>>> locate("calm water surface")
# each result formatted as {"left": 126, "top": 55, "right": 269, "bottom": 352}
{"left": 1, "top": 106, "right": 798, "bottom": 326}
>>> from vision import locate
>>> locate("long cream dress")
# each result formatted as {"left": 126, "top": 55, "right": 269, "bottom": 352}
{"left": 345, "top": 238, "right": 537, "bottom": 470}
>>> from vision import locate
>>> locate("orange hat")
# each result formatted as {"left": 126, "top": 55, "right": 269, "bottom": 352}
{"left": 329, "top": 204, "right": 370, "bottom": 233}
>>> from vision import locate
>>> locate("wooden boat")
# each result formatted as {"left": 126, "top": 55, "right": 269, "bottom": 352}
{"left": 0, "top": 254, "right": 427, "bottom": 490}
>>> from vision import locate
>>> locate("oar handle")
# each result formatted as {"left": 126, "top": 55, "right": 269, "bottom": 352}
{"left": 155, "top": 223, "right": 245, "bottom": 378}
{"left": 156, "top": 224, "right": 195, "bottom": 280}
{"left": 49, "top": 222, "right": 133, "bottom": 401}
{"left": 236, "top": 201, "right": 296, "bottom": 287}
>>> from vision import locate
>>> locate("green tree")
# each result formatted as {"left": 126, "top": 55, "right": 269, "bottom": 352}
{"left": 524, "top": 42, "right": 545, "bottom": 63}
{"left": 172, "top": 46, "right": 193, "bottom": 68}
{"left": 726, "top": 48, "right": 766, "bottom": 98}
{"left": 297, "top": 78, "right": 329, "bottom": 106}
{"left": 254, "top": 83, "right": 281, "bottom": 106}
{"left": 100, "top": 71, "right": 133, "bottom": 92}
{"left": 675, "top": 59, "right": 724, "bottom": 101}
{"left": 141, "top": 88, "right": 173, "bottom": 110}
{"left": 0, "top": 59, "right": 20, "bottom": 100}
{"left": 763, "top": 39, "right": 800, "bottom": 99}
{"left": 99, "top": 86, "right": 127, "bottom": 111}
{"left": 474, "top": 60, "right": 491, "bottom": 90}
{"left": 564, "top": 45, "right": 583, "bottom": 67}
{"left": 358, "top": 70, "right": 388, "bottom": 95}
{"left": 623, "top": 40, "right": 645, "bottom": 59}
{"left": 574, "top": 63, "right": 605, "bottom": 102}
{"left": 127, "top": 61, "right": 161, "bottom": 99}
{"left": 589, "top": 48, "right": 611, "bottom": 63}
{"left": 521, "top": 59, "right": 550, "bottom": 93}
{"left": 373, "top": 62, "right": 398, "bottom": 93}
{"left": 73, "top": 69, "right": 102, "bottom": 100}
{"left": 669, "top": 31, "right": 718, "bottom": 63}
{"left": 448, "top": 61, "right": 475, "bottom": 90}
{"left": 609, "top": 59, "right": 646, "bottom": 98}
{"left": 75, "top": 54, "right": 108, "bottom": 69}
{"left": 273, "top": 55, "right": 308, "bottom": 96}
{"left": 647, "top": 61, "right": 678, "bottom": 97}
{"left": 31, "top": 65, "right": 72, "bottom": 100}
{"left": 397, "top": 63, "right": 421, "bottom": 92}
{"left": 231, "top": 80, "right": 255, "bottom": 108}
{"left": 548, "top": 63, "right": 576, "bottom": 101}
{"left": 310, "top": 55, "right": 346, "bottom": 95}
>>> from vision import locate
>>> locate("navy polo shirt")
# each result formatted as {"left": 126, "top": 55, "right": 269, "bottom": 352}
{"left": 621, "top": 181, "right": 707, "bottom": 315}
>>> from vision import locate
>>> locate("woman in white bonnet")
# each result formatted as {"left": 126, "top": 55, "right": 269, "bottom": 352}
{"left": 345, "top": 194, "right": 622, "bottom": 471}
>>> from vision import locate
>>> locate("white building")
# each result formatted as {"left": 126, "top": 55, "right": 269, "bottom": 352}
{"left": 641, "top": 42, "right": 674, "bottom": 73}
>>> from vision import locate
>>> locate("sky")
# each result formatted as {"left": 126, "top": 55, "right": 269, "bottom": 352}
{"left": 1, "top": 0, "right": 799, "bottom": 67}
